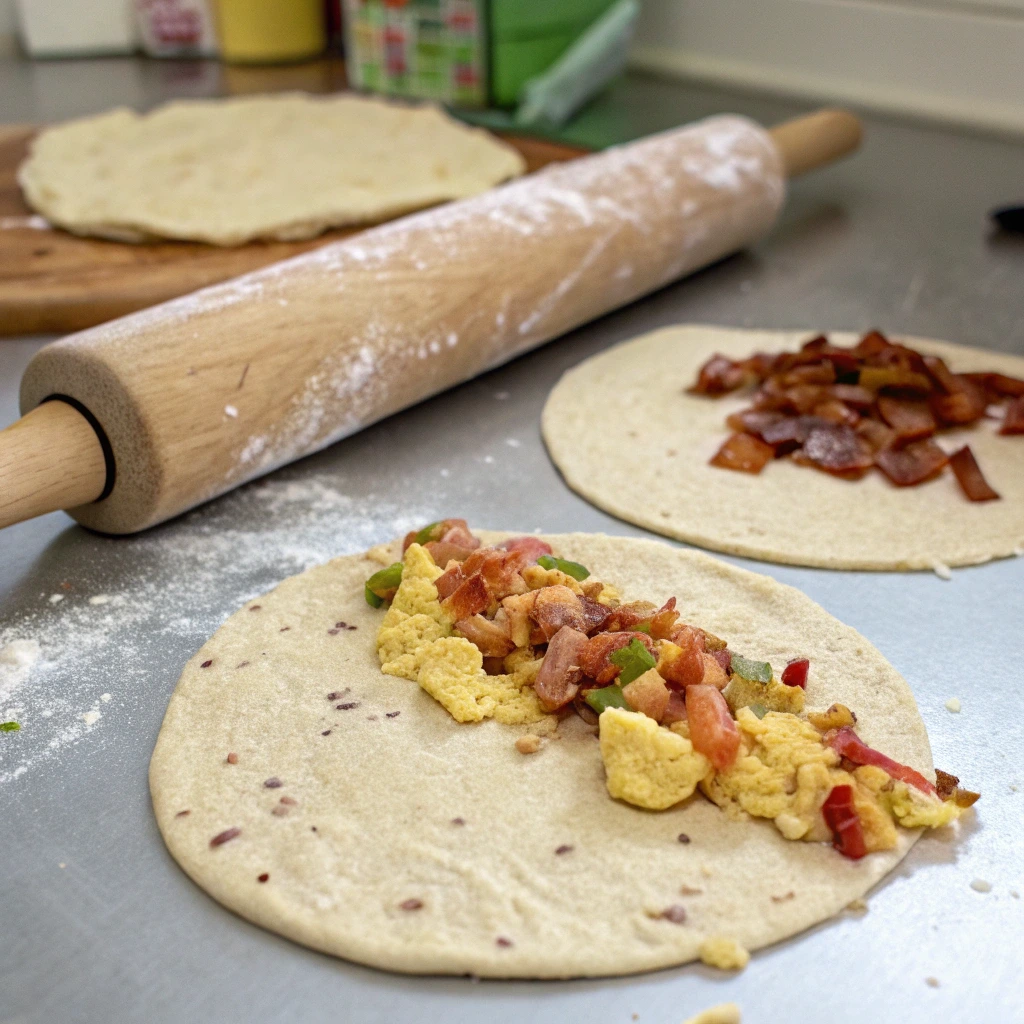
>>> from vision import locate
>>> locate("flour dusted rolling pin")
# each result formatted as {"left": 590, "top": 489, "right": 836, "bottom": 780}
{"left": 0, "top": 109, "right": 861, "bottom": 534}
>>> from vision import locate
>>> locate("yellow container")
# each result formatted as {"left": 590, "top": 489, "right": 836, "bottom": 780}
{"left": 214, "top": 0, "right": 326, "bottom": 64}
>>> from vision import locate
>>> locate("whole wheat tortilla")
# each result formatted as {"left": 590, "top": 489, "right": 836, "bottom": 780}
{"left": 150, "top": 533, "right": 935, "bottom": 977}
{"left": 19, "top": 93, "right": 525, "bottom": 246}
{"left": 543, "top": 327, "right": 1024, "bottom": 571}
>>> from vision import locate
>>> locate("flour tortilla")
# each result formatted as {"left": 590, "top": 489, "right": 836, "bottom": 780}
{"left": 150, "top": 533, "right": 936, "bottom": 977}
{"left": 19, "top": 93, "right": 525, "bottom": 246}
{"left": 543, "top": 327, "right": 1024, "bottom": 571}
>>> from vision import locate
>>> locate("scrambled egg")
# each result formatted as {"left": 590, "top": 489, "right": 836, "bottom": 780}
{"left": 725, "top": 674, "right": 805, "bottom": 716}
{"left": 698, "top": 936, "right": 750, "bottom": 971}
{"left": 599, "top": 707, "right": 710, "bottom": 810}
{"left": 376, "top": 543, "right": 548, "bottom": 726}
{"left": 887, "top": 779, "right": 963, "bottom": 829}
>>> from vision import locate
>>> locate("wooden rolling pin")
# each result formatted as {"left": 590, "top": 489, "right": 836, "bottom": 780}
{"left": 0, "top": 109, "right": 861, "bottom": 534}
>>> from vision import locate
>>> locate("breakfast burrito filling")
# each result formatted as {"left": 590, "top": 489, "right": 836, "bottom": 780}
{"left": 367, "top": 520, "right": 977, "bottom": 860}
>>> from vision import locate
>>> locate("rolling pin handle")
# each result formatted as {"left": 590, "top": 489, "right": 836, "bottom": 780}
{"left": 769, "top": 108, "right": 864, "bottom": 179}
{"left": 0, "top": 399, "right": 110, "bottom": 530}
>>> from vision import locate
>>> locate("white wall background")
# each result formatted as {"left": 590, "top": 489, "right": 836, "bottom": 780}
{"left": 631, "top": 0, "right": 1024, "bottom": 136}
{"left": 2, "top": 1, "right": 1022, "bottom": 134}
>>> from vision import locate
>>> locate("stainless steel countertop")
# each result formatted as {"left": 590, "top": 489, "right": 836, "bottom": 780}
{"left": 2, "top": 58, "right": 1023, "bottom": 1024}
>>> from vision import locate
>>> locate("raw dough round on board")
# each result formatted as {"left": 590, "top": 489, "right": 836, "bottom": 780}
{"left": 150, "top": 533, "right": 933, "bottom": 978}
{"left": 18, "top": 93, "right": 526, "bottom": 245}
{"left": 542, "top": 327, "right": 1024, "bottom": 571}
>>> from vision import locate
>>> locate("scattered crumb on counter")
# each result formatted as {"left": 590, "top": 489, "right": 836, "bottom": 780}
{"left": 945, "top": 697, "right": 961, "bottom": 713}
{"left": 698, "top": 936, "right": 749, "bottom": 971}
{"left": 48, "top": 594, "right": 63, "bottom": 605}
{"left": 971, "top": 878, "right": 992, "bottom": 893}
{"left": 88, "top": 595, "right": 111, "bottom": 606}
{"left": 80, "top": 710, "right": 101, "bottom": 726}
{"left": 683, "top": 1004, "right": 741, "bottom": 1024}
{"left": 224, "top": 405, "right": 238, "bottom": 418}
{"left": 100, "top": 693, "right": 111, "bottom": 702}
{"left": 846, "top": 898, "right": 868, "bottom": 913}
{"left": 515, "top": 734, "right": 541, "bottom": 754}
{"left": 926, "top": 977, "right": 940, "bottom": 988}
{"left": 931, "top": 561, "right": 952, "bottom": 580}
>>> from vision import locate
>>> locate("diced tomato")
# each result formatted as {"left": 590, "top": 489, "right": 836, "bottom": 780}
{"left": 659, "top": 625, "right": 706, "bottom": 688}
{"left": 580, "top": 631, "right": 655, "bottom": 685}
{"left": 712, "top": 649, "right": 732, "bottom": 675}
{"left": 686, "top": 684, "right": 740, "bottom": 770}
{"left": 781, "top": 658, "right": 809, "bottom": 688}
{"left": 821, "top": 784, "right": 867, "bottom": 859}
{"left": 825, "top": 726, "right": 936, "bottom": 795}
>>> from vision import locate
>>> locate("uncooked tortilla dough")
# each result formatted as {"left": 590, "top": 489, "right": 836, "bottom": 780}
{"left": 19, "top": 93, "right": 526, "bottom": 245}
{"left": 150, "top": 533, "right": 934, "bottom": 977}
{"left": 543, "top": 327, "right": 1024, "bottom": 571}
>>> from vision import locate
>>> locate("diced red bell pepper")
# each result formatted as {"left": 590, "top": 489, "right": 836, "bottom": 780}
{"left": 822, "top": 784, "right": 867, "bottom": 859}
{"left": 826, "top": 726, "right": 936, "bottom": 795}
{"left": 686, "top": 684, "right": 740, "bottom": 770}
{"left": 781, "top": 658, "right": 809, "bottom": 688}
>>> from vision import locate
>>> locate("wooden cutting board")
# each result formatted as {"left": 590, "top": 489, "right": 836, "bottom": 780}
{"left": 0, "top": 124, "right": 586, "bottom": 336}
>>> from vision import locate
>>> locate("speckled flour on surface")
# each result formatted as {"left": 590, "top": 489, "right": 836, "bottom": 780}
{"left": 0, "top": 476, "right": 432, "bottom": 785}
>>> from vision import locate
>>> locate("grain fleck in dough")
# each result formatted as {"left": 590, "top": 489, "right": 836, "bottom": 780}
{"left": 542, "top": 326, "right": 1024, "bottom": 571}
{"left": 19, "top": 93, "right": 525, "bottom": 245}
{"left": 150, "top": 533, "right": 935, "bottom": 977}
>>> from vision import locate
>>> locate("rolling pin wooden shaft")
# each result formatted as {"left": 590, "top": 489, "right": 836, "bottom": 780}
{"left": 0, "top": 109, "right": 861, "bottom": 534}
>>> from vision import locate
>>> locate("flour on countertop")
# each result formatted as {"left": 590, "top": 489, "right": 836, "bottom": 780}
{"left": 0, "top": 475, "right": 431, "bottom": 785}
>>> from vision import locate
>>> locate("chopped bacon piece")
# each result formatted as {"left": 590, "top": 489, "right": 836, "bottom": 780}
{"left": 534, "top": 626, "right": 588, "bottom": 711}
{"left": 925, "top": 361, "right": 987, "bottom": 425}
{"left": 579, "top": 595, "right": 613, "bottom": 635}
{"left": 710, "top": 432, "right": 774, "bottom": 474}
{"left": 825, "top": 726, "right": 936, "bottom": 795}
{"left": 603, "top": 601, "right": 658, "bottom": 633}
{"left": 532, "top": 586, "right": 586, "bottom": 641}
{"left": 967, "top": 371, "right": 1024, "bottom": 399}
{"left": 440, "top": 573, "right": 488, "bottom": 621}
{"left": 874, "top": 439, "right": 948, "bottom": 487}
{"left": 458, "top": 547, "right": 528, "bottom": 602}
{"left": 759, "top": 414, "right": 830, "bottom": 453}
{"left": 829, "top": 384, "right": 875, "bottom": 409}
{"left": 821, "top": 785, "right": 867, "bottom": 860}
{"left": 725, "top": 409, "right": 785, "bottom": 437}
{"left": 455, "top": 614, "right": 514, "bottom": 658}
{"left": 781, "top": 362, "right": 836, "bottom": 387}
{"left": 781, "top": 658, "right": 809, "bottom": 688}
{"left": 435, "top": 563, "right": 465, "bottom": 600}
{"left": 794, "top": 425, "right": 873, "bottom": 478}
{"left": 497, "top": 536, "right": 553, "bottom": 563}
{"left": 686, "top": 685, "right": 740, "bottom": 770}
{"left": 689, "top": 354, "right": 747, "bottom": 395}
{"left": 933, "top": 769, "right": 959, "bottom": 801}
{"left": 658, "top": 626, "right": 706, "bottom": 688}
{"left": 877, "top": 395, "right": 936, "bottom": 441}
{"left": 811, "top": 399, "right": 858, "bottom": 426}
{"left": 852, "top": 329, "right": 891, "bottom": 359}
{"left": 579, "top": 631, "right": 655, "bottom": 685}
{"left": 855, "top": 418, "right": 896, "bottom": 453}
{"left": 948, "top": 446, "right": 1000, "bottom": 502}
{"left": 424, "top": 540, "right": 478, "bottom": 566}
{"left": 648, "top": 598, "right": 681, "bottom": 640}
{"left": 1000, "top": 396, "right": 1024, "bottom": 435}
{"left": 403, "top": 518, "right": 480, "bottom": 553}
